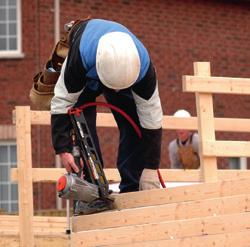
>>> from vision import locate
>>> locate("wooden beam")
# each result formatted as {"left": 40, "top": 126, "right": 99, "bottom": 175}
{"left": 102, "top": 230, "right": 250, "bottom": 247}
{"left": 204, "top": 140, "right": 250, "bottom": 157}
{"left": 0, "top": 235, "right": 69, "bottom": 247}
{"left": 11, "top": 168, "right": 66, "bottom": 182}
{"left": 71, "top": 212, "right": 250, "bottom": 246}
{"left": 192, "top": 62, "right": 218, "bottom": 182}
{"left": 72, "top": 193, "right": 250, "bottom": 232}
{"left": 0, "top": 229, "right": 67, "bottom": 236}
{"left": 0, "top": 215, "right": 67, "bottom": 234}
{"left": 112, "top": 177, "right": 250, "bottom": 210}
{"left": 30, "top": 110, "right": 50, "bottom": 125}
{"left": 214, "top": 117, "right": 250, "bottom": 132}
{"left": 11, "top": 168, "right": 250, "bottom": 183}
{"left": 16, "top": 109, "right": 250, "bottom": 132}
{"left": 163, "top": 116, "right": 250, "bottom": 132}
{"left": 183, "top": 75, "right": 250, "bottom": 94}
{"left": 10, "top": 168, "right": 120, "bottom": 182}
{"left": 15, "top": 106, "right": 34, "bottom": 247}
{"left": 162, "top": 116, "right": 197, "bottom": 130}
{"left": 30, "top": 111, "right": 117, "bottom": 127}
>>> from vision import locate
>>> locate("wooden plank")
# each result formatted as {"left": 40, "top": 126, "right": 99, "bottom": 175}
{"left": 215, "top": 169, "right": 250, "bottom": 180}
{"left": 162, "top": 116, "right": 197, "bottom": 130}
{"left": 0, "top": 215, "right": 66, "bottom": 222}
{"left": 30, "top": 111, "right": 117, "bottom": 127}
{"left": 112, "top": 177, "right": 250, "bottom": 210}
{"left": 0, "top": 229, "right": 65, "bottom": 235}
{"left": 214, "top": 117, "right": 250, "bottom": 132}
{"left": 11, "top": 168, "right": 120, "bottom": 182}
{"left": 192, "top": 62, "right": 218, "bottom": 182}
{"left": 27, "top": 110, "right": 250, "bottom": 132}
{"left": 11, "top": 168, "right": 66, "bottom": 182}
{"left": 0, "top": 235, "right": 69, "bottom": 247}
{"left": 164, "top": 115, "right": 250, "bottom": 132}
{"left": 0, "top": 229, "right": 67, "bottom": 236}
{"left": 72, "top": 193, "right": 250, "bottom": 232}
{"left": 10, "top": 167, "right": 250, "bottom": 183}
{"left": 71, "top": 212, "right": 250, "bottom": 246}
{"left": 204, "top": 140, "right": 250, "bottom": 157}
{"left": 0, "top": 216, "right": 67, "bottom": 234}
{"left": 103, "top": 230, "right": 250, "bottom": 247}
{"left": 30, "top": 110, "right": 50, "bottom": 125}
{"left": 15, "top": 106, "right": 34, "bottom": 247}
{"left": 9, "top": 168, "right": 198, "bottom": 182}
{"left": 183, "top": 75, "right": 250, "bottom": 94}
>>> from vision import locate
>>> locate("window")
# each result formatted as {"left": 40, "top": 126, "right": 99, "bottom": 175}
{"left": 0, "top": 142, "right": 18, "bottom": 213}
{"left": 0, "top": 0, "right": 22, "bottom": 58}
{"left": 228, "top": 157, "right": 247, "bottom": 170}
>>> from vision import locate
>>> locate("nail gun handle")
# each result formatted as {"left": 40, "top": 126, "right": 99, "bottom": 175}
{"left": 72, "top": 145, "right": 82, "bottom": 177}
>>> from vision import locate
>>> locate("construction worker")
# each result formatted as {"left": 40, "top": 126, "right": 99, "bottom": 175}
{"left": 50, "top": 19, "right": 163, "bottom": 213}
{"left": 168, "top": 109, "right": 200, "bottom": 169}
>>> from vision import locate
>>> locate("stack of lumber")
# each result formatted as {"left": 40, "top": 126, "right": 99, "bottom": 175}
{"left": 71, "top": 177, "right": 250, "bottom": 247}
{"left": 0, "top": 215, "right": 69, "bottom": 247}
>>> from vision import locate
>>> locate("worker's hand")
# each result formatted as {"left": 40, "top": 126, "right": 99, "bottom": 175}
{"left": 59, "top": 152, "right": 79, "bottom": 173}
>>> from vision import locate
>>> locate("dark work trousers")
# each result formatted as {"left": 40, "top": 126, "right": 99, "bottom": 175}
{"left": 74, "top": 84, "right": 144, "bottom": 193}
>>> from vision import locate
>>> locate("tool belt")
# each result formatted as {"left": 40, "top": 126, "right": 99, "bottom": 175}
{"left": 30, "top": 18, "right": 90, "bottom": 110}
{"left": 176, "top": 134, "right": 200, "bottom": 169}
{"left": 178, "top": 145, "right": 200, "bottom": 169}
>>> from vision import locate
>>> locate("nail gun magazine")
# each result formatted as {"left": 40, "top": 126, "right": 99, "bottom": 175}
{"left": 56, "top": 107, "right": 112, "bottom": 207}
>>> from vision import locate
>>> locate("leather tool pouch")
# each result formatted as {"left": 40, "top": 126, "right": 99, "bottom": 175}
{"left": 30, "top": 18, "right": 90, "bottom": 110}
{"left": 178, "top": 145, "right": 200, "bottom": 169}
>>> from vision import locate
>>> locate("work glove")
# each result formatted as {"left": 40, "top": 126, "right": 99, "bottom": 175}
{"left": 139, "top": 168, "right": 161, "bottom": 190}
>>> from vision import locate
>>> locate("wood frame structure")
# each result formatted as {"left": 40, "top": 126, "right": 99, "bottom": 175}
{"left": 1, "top": 61, "right": 250, "bottom": 246}
{"left": 183, "top": 62, "right": 250, "bottom": 181}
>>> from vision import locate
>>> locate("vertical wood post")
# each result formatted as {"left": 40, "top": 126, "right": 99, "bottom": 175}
{"left": 194, "top": 62, "right": 218, "bottom": 182}
{"left": 15, "top": 106, "right": 34, "bottom": 246}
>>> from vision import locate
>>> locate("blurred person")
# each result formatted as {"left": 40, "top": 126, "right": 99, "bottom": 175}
{"left": 168, "top": 109, "right": 200, "bottom": 169}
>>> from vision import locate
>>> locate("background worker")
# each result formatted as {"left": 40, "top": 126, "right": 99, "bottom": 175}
{"left": 50, "top": 18, "right": 163, "bottom": 213}
{"left": 168, "top": 109, "right": 200, "bottom": 169}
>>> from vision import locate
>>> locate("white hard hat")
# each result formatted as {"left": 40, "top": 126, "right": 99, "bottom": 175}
{"left": 173, "top": 109, "right": 191, "bottom": 118}
{"left": 96, "top": 31, "right": 141, "bottom": 90}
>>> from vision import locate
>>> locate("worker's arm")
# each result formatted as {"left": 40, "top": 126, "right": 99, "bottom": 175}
{"left": 168, "top": 140, "right": 181, "bottom": 169}
{"left": 51, "top": 20, "right": 87, "bottom": 154}
{"left": 132, "top": 62, "right": 163, "bottom": 169}
{"left": 50, "top": 57, "right": 85, "bottom": 173}
{"left": 51, "top": 57, "right": 85, "bottom": 154}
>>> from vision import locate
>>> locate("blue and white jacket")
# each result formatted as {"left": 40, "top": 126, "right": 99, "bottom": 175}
{"left": 51, "top": 19, "right": 163, "bottom": 169}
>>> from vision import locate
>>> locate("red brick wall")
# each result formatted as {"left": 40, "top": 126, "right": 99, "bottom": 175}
{"left": 1, "top": 0, "right": 250, "bottom": 209}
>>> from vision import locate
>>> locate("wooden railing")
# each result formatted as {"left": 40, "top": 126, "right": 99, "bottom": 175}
{"left": 8, "top": 61, "right": 250, "bottom": 246}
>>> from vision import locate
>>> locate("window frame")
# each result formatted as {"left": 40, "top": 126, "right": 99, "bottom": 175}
{"left": 0, "top": 0, "right": 23, "bottom": 58}
{"left": 0, "top": 141, "right": 18, "bottom": 213}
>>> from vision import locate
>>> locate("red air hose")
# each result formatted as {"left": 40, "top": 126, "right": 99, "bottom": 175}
{"left": 69, "top": 101, "right": 166, "bottom": 189}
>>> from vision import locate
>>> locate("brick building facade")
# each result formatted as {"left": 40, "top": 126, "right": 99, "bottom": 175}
{"left": 0, "top": 0, "right": 250, "bottom": 211}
